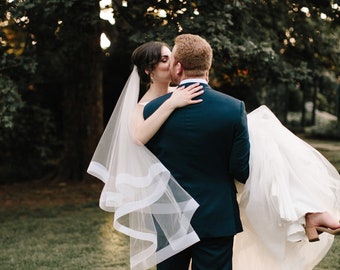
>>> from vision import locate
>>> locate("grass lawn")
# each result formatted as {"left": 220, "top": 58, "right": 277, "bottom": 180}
{"left": 0, "top": 201, "right": 339, "bottom": 270}
{"left": 0, "top": 203, "right": 130, "bottom": 270}
{"left": 0, "top": 136, "right": 339, "bottom": 269}
{"left": 316, "top": 239, "right": 340, "bottom": 270}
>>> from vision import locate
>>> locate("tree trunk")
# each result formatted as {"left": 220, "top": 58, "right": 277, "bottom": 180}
{"left": 337, "top": 80, "right": 340, "bottom": 122}
{"left": 301, "top": 82, "right": 306, "bottom": 127}
{"left": 311, "top": 76, "right": 318, "bottom": 126}
{"left": 60, "top": 2, "right": 103, "bottom": 181}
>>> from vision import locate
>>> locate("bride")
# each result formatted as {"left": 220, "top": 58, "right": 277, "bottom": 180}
{"left": 88, "top": 41, "right": 340, "bottom": 270}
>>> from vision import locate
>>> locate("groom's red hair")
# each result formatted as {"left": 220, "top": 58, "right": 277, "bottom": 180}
{"left": 173, "top": 34, "right": 212, "bottom": 77}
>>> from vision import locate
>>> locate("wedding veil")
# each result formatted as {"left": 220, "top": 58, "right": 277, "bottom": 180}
{"left": 87, "top": 66, "right": 199, "bottom": 270}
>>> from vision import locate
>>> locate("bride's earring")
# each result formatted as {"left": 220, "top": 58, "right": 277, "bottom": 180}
{"left": 145, "top": 69, "right": 154, "bottom": 84}
{"left": 145, "top": 69, "right": 153, "bottom": 83}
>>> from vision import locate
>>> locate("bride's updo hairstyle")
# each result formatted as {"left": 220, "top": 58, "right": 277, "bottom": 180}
{"left": 131, "top": 41, "right": 171, "bottom": 86}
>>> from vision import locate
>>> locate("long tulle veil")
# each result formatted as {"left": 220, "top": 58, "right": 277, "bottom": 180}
{"left": 87, "top": 66, "right": 199, "bottom": 270}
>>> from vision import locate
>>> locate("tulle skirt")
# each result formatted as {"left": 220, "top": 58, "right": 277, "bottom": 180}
{"left": 233, "top": 105, "right": 340, "bottom": 270}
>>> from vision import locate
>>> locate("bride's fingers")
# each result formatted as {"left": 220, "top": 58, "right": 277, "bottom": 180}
{"left": 177, "top": 82, "right": 202, "bottom": 92}
{"left": 187, "top": 83, "right": 203, "bottom": 93}
{"left": 183, "top": 82, "right": 200, "bottom": 89}
{"left": 189, "top": 87, "right": 203, "bottom": 94}
{"left": 190, "top": 89, "right": 204, "bottom": 97}
{"left": 171, "top": 83, "right": 204, "bottom": 106}
{"left": 188, "top": 98, "right": 203, "bottom": 104}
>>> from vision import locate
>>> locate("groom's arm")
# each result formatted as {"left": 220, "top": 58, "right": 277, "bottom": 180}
{"left": 229, "top": 101, "right": 250, "bottom": 183}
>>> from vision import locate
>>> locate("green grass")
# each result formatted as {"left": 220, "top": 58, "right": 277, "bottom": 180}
{"left": 0, "top": 202, "right": 130, "bottom": 270}
{"left": 318, "top": 145, "right": 340, "bottom": 270}
{"left": 315, "top": 238, "right": 340, "bottom": 269}
{"left": 313, "top": 141, "right": 340, "bottom": 269}
{"left": 0, "top": 137, "right": 339, "bottom": 270}
{"left": 0, "top": 201, "right": 339, "bottom": 270}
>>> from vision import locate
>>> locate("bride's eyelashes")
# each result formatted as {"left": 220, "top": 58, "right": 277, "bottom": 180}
{"left": 160, "top": 55, "right": 170, "bottom": 63}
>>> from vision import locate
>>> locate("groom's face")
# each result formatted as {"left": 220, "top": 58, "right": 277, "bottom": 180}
{"left": 169, "top": 45, "right": 181, "bottom": 85}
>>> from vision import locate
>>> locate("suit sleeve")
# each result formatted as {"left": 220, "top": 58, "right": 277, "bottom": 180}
{"left": 229, "top": 101, "right": 250, "bottom": 183}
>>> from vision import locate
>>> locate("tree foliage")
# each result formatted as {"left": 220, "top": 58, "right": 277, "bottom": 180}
{"left": 110, "top": 0, "right": 339, "bottom": 118}
{"left": 1, "top": 0, "right": 339, "bottom": 182}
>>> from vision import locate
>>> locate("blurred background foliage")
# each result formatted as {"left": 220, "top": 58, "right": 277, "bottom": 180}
{"left": 0, "top": 0, "right": 340, "bottom": 182}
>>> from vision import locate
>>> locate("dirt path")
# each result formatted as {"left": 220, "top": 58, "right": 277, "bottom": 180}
{"left": 0, "top": 177, "right": 103, "bottom": 211}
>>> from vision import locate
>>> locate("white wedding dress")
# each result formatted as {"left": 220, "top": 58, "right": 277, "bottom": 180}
{"left": 233, "top": 105, "right": 340, "bottom": 270}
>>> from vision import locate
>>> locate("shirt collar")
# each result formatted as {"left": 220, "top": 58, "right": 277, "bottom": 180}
{"left": 180, "top": 78, "right": 208, "bottom": 85}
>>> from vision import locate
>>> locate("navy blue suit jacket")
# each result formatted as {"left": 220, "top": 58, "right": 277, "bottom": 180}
{"left": 143, "top": 83, "right": 250, "bottom": 238}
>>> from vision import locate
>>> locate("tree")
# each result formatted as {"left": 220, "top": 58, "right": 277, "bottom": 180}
{"left": 2, "top": 0, "right": 103, "bottom": 181}
{"left": 1, "top": 0, "right": 339, "bottom": 182}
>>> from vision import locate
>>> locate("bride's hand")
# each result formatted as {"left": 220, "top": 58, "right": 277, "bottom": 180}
{"left": 168, "top": 83, "right": 204, "bottom": 109}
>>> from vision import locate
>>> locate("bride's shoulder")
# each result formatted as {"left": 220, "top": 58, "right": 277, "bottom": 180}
{"left": 138, "top": 101, "right": 149, "bottom": 106}
{"left": 138, "top": 94, "right": 152, "bottom": 106}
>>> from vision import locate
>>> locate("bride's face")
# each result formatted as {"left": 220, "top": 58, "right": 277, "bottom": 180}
{"left": 151, "top": 46, "right": 172, "bottom": 85}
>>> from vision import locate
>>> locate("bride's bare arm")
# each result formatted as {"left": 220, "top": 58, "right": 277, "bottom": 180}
{"left": 131, "top": 83, "right": 204, "bottom": 145}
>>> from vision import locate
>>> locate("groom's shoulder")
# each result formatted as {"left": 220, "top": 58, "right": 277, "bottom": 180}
{"left": 208, "top": 87, "right": 243, "bottom": 104}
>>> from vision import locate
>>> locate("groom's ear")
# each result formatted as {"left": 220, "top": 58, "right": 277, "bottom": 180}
{"left": 176, "top": 62, "right": 183, "bottom": 75}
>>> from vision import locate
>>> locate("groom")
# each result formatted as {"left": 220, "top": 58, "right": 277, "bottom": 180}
{"left": 143, "top": 34, "right": 250, "bottom": 270}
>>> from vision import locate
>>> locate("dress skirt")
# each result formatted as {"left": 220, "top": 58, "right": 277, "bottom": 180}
{"left": 233, "top": 105, "right": 340, "bottom": 270}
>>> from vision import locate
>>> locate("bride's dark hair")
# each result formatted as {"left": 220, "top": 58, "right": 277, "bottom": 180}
{"left": 131, "top": 41, "right": 170, "bottom": 86}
